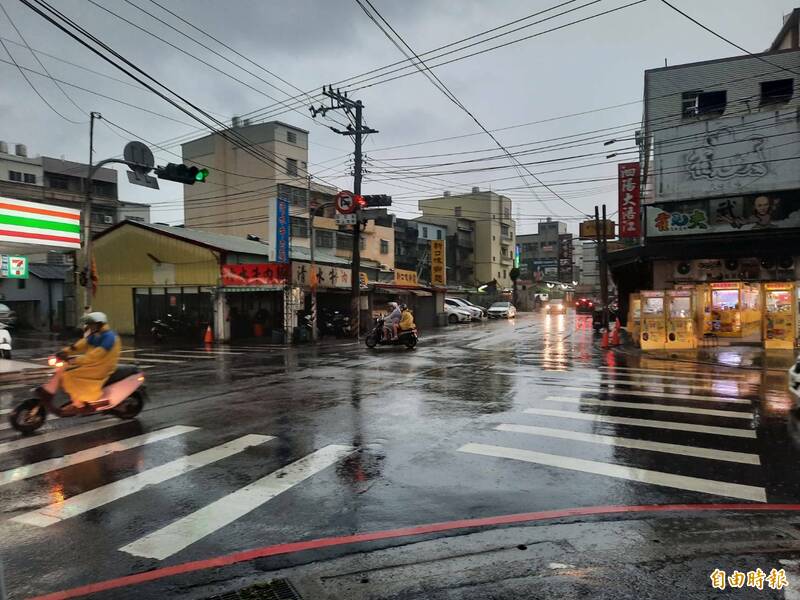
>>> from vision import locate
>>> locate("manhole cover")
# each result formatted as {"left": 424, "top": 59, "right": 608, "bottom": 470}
{"left": 204, "top": 578, "right": 302, "bottom": 600}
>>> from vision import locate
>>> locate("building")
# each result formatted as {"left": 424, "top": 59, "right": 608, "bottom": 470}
{"left": 572, "top": 238, "right": 584, "bottom": 284}
{"left": 608, "top": 9, "right": 800, "bottom": 345}
{"left": 418, "top": 188, "right": 515, "bottom": 288}
{"left": 117, "top": 201, "right": 151, "bottom": 224}
{"left": 392, "top": 218, "right": 447, "bottom": 283}
{"left": 182, "top": 120, "right": 338, "bottom": 259}
{"left": 0, "top": 263, "right": 67, "bottom": 330}
{"left": 517, "top": 218, "right": 567, "bottom": 282}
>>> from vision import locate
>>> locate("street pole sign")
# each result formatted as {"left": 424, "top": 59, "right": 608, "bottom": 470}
{"left": 123, "top": 141, "right": 159, "bottom": 190}
{"left": 1, "top": 255, "right": 28, "bottom": 279}
{"left": 335, "top": 190, "right": 356, "bottom": 214}
{"left": 335, "top": 213, "right": 358, "bottom": 225}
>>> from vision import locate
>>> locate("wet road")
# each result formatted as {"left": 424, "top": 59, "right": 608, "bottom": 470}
{"left": 1, "top": 311, "right": 800, "bottom": 599}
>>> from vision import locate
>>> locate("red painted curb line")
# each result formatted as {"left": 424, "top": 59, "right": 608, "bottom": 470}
{"left": 29, "top": 503, "right": 800, "bottom": 600}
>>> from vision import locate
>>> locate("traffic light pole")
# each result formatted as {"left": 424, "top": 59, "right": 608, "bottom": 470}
{"left": 83, "top": 111, "right": 100, "bottom": 313}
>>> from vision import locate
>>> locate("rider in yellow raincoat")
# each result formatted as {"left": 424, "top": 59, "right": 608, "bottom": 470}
{"left": 399, "top": 304, "right": 416, "bottom": 332}
{"left": 60, "top": 312, "right": 121, "bottom": 409}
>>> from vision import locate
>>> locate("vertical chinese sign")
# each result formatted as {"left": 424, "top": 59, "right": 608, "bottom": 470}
{"left": 275, "top": 196, "right": 290, "bottom": 263}
{"left": 430, "top": 239, "right": 446, "bottom": 286}
{"left": 618, "top": 162, "right": 641, "bottom": 238}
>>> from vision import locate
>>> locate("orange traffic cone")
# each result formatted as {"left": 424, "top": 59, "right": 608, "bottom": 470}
{"left": 600, "top": 328, "right": 609, "bottom": 349}
{"left": 610, "top": 319, "right": 621, "bottom": 346}
{"left": 204, "top": 325, "right": 213, "bottom": 345}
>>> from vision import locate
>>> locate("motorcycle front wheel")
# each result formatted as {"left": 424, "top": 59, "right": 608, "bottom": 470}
{"left": 404, "top": 335, "right": 418, "bottom": 349}
{"left": 112, "top": 390, "right": 145, "bottom": 419}
{"left": 9, "top": 398, "right": 47, "bottom": 434}
{"left": 365, "top": 334, "right": 379, "bottom": 349}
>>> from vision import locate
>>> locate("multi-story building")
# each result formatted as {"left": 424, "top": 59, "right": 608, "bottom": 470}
{"left": 517, "top": 218, "right": 567, "bottom": 281}
{"left": 609, "top": 8, "right": 800, "bottom": 344}
{"left": 418, "top": 188, "right": 515, "bottom": 288}
{"left": 117, "top": 201, "right": 151, "bottom": 224}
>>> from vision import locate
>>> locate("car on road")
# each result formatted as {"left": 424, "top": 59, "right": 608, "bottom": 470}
{"left": 487, "top": 301, "right": 516, "bottom": 319}
{"left": 575, "top": 297, "right": 595, "bottom": 314}
{"left": 0, "top": 303, "right": 17, "bottom": 327}
{"left": 458, "top": 297, "right": 489, "bottom": 317}
{"left": 444, "top": 303, "right": 473, "bottom": 324}
{"left": 545, "top": 299, "right": 566, "bottom": 314}
{"left": 445, "top": 297, "right": 484, "bottom": 321}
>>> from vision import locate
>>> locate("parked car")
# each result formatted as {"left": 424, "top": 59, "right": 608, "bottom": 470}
{"left": 487, "top": 301, "right": 516, "bottom": 319}
{"left": 462, "top": 299, "right": 488, "bottom": 317}
{"left": 545, "top": 299, "right": 566, "bottom": 314}
{"left": 445, "top": 297, "right": 483, "bottom": 321}
{"left": 0, "top": 303, "right": 17, "bottom": 327}
{"left": 444, "top": 303, "right": 472, "bottom": 324}
{"left": 575, "top": 297, "right": 595, "bottom": 314}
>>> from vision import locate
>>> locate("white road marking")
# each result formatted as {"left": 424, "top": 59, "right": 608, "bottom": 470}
{"left": 544, "top": 396, "right": 753, "bottom": 420}
{"left": 530, "top": 375, "right": 755, "bottom": 392}
{"left": 11, "top": 434, "right": 274, "bottom": 527}
{"left": 522, "top": 408, "right": 756, "bottom": 438}
{"left": 162, "top": 349, "right": 244, "bottom": 356}
{"left": 117, "top": 356, "right": 184, "bottom": 364}
{"left": 599, "top": 366, "right": 748, "bottom": 379}
{"left": 138, "top": 353, "right": 217, "bottom": 360}
{"left": 0, "top": 407, "right": 10, "bottom": 415}
{"left": 0, "top": 425, "right": 199, "bottom": 486}
{"left": 596, "top": 370, "right": 746, "bottom": 383}
{"left": 458, "top": 443, "right": 766, "bottom": 502}
{"left": 0, "top": 414, "right": 59, "bottom": 432}
{"left": 0, "top": 419, "right": 122, "bottom": 455}
{"left": 496, "top": 424, "right": 761, "bottom": 465}
{"left": 120, "top": 444, "right": 355, "bottom": 560}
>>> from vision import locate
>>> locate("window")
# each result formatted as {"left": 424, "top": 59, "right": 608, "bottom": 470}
{"left": 315, "top": 230, "right": 333, "bottom": 248}
{"left": 48, "top": 175, "right": 69, "bottom": 190}
{"left": 422, "top": 226, "right": 428, "bottom": 238}
{"left": 335, "top": 232, "right": 351, "bottom": 249}
{"left": 681, "top": 91, "right": 701, "bottom": 117}
{"left": 360, "top": 237, "right": 366, "bottom": 251}
{"left": 682, "top": 90, "right": 727, "bottom": 117}
{"left": 290, "top": 216, "right": 309, "bottom": 238}
{"left": 454, "top": 206, "right": 462, "bottom": 217}
{"left": 380, "top": 239, "right": 389, "bottom": 254}
{"left": 493, "top": 235, "right": 496, "bottom": 241}
{"left": 503, "top": 270, "right": 506, "bottom": 279}
{"left": 17, "top": 279, "right": 25, "bottom": 290}
{"left": 285, "top": 158, "right": 298, "bottom": 176}
{"left": 287, "top": 130, "right": 297, "bottom": 144}
{"left": 493, "top": 256, "right": 496, "bottom": 262}
{"left": 23, "top": 173, "right": 36, "bottom": 184}
{"left": 8, "top": 170, "right": 22, "bottom": 182}
{"left": 501, "top": 224, "right": 510, "bottom": 238}
{"left": 761, "top": 79, "right": 794, "bottom": 106}
{"left": 503, "top": 207, "right": 510, "bottom": 219}
{"left": 437, "top": 229, "right": 442, "bottom": 240}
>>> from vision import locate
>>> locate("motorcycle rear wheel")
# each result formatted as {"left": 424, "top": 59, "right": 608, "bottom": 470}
{"left": 9, "top": 398, "right": 46, "bottom": 434}
{"left": 404, "top": 336, "right": 418, "bottom": 349}
{"left": 365, "top": 334, "right": 379, "bottom": 349}
{"left": 112, "top": 390, "right": 144, "bottom": 419}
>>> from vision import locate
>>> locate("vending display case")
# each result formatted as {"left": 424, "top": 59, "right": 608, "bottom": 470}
{"left": 628, "top": 293, "right": 641, "bottom": 348}
{"left": 666, "top": 290, "right": 696, "bottom": 349}
{"left": 763, "top": 282, "right": 796, "bottom": 350}
{"left": 640, "top": 291, "right": 666, "bottom": 350}
{"left": 707, "top": 282, "right": 761, "bottom": 338}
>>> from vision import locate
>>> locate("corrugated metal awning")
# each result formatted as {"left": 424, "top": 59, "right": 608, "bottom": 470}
{"left": 222, "top": 286, "right": 284, "bottom": 293}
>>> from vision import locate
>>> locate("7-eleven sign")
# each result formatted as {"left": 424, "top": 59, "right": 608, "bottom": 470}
{"left": 1, "top": 255, "right": 28, "bottom": 279}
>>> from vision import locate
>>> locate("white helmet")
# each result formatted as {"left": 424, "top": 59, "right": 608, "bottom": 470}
{"left": 388, "top": 302, "right": 398, "bottom": 309}
{"left": 82, "top": 311, "right": 108, "bottom": 325}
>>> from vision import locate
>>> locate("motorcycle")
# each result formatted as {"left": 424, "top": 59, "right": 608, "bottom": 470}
{"left": 365, "top": 317, "right": 418, "bottom": 349}
{"left": 151, "top": 313, "right": 198, "bottom": 342}
{"left": 318, "top": 308, "right": 352, "bottom": 338}
{"left": 592, "top": 304, "right": 619, "bottom": 333}
{"left": 8, "top": 355, "right": 148, "bottom": 434}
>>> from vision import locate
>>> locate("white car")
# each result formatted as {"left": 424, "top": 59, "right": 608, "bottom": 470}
{"left": 445, "top": 303, "right": 472, "bottom": 324}
{"left": 789, "top": 356, "right": 800, "bottom": 402}
{"left": 487, "top": 301, "right": 517, "bottom": 319}
{"left": 445, "top": 297, "right": 483, "bottom": 321}
{"left": 545, "top": 299, "right": 566, "bottom": 314}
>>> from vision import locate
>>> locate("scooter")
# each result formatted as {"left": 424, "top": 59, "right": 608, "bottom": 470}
{"left": 8, "top": 355, "right": 148, "bottom": 434}
{"left": 365, "top": 317, "right": 418, "bottom": 349}
{"left": 151, "top": 313, "right": 197, "bottom": 342}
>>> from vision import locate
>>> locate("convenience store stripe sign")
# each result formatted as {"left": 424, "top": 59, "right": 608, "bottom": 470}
{"left": 0, "top": 197, "right": 81, "bottom": 248}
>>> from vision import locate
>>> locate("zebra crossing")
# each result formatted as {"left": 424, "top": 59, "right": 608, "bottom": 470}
{"left": 460, "top": 364, "right": 768, "bottom": 502}
{"left": 0, "top": 417, "right": 355, "bottom": 560}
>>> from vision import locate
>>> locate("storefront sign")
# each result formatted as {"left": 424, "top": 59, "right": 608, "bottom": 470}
{"left": 0, "top": 197, "right": 81, "bottom": 249}
{"left": 618, "top": 162, "right": 641, "bottom": 238}
{"left": 430, "top": 239, "right": 445, "bottom": 286}
{"left": 221, "top": 263, "right": 288, "bottom": 287}
{"left": 646, "top": 189, "right": 800, "bottom": 237}
{"left": 514, "top": 244, "right": 520, "bottom": 269}
{"left": 653, "top": 111, "right": 800, "bottom": 201}
{"left": 0, "top": 255, "right": 28, "bottom": 279}
{"left": 275, "top": 196, "right": 290, "bottom": 264}
{"left": 394, "top": 268, "right": 418, "bottom": 286}
{"left": 579, "top": 220, "right": 616, "bottom": 240}
{"left": 291, "top": 262, "right": 351, "bottom": 289}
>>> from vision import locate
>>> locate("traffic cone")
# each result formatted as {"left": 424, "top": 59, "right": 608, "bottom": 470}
{"left": 204, "top": 325, "right": 213, "bottom": 345}
{"left": 600, "top": 328, "right": 609, "bottom": 349}
{"left": 610, "top": 318, "right": 621, "bottom": 346}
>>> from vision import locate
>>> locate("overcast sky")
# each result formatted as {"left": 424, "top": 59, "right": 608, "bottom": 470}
{"left": 0, "top": 0, "right": 797, "bottom": 235}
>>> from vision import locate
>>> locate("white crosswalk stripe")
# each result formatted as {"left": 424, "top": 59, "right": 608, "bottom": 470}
{"left": 0, "top": 419, "right": 123, "bottom": 455}
{"left": 120, "top": 444, "right": 355, "bottom": 559}
{"left": 11, "top": 434, "right": 273, "bottom": 527}
{"left": 599, "top": 365, "right": 749, "bottom": 379}
{"left": 542, "top": 395, "right": 754, "bottom": 419}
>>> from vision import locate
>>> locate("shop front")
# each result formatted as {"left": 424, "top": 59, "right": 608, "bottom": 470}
{"left": 370, "top": 280, "right": 445, "bottom": 331}
{"left": 219, "top": 262, "right": 289, "bottom": 342}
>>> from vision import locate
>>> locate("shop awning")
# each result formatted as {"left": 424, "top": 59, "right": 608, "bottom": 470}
{"left": 222, "top": 286, "right": 284, "bottom": 292}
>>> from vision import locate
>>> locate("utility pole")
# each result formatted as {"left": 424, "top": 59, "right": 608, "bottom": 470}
{"left": 310, "top": 87, "right": 377, "bottom": 337}
{"left": 83, "top": 111, "right": 101, "bottom": 313}
{"left": 594, "top": 205, "right": 610, "bottom": 330}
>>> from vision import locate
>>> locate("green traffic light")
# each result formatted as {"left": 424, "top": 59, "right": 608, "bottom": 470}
{"left": 195, "top": 168, "right": 209, "bottom": 182}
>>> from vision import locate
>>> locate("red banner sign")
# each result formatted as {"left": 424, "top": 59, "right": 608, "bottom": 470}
{"left": 618, "top": 162, "right": 641, "bottom": 238}
{"left": 221, "top": 263, "right": 288, "bottom": 287}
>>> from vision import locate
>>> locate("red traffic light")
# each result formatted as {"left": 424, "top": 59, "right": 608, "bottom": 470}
{"left": 354, "top": 194, "right": 366, "bottom": 208}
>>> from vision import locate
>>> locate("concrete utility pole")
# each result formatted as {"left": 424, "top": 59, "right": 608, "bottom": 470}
{"left": 310, "top": 87, "right": 377, "bottom": 337}
{"left": 307, "top": 175, "right": 317, "bottom": 343}
{"left": 594, "top": 204, "right": 610, "bottom": 330}
{"left": 83, "top": 111, "right": 101, "bottom": 312}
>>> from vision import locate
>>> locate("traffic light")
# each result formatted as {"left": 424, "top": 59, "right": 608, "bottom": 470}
{"left": 154, "top": 163, "right": 209, "bottom": 185}
{"left": 361, "top": 194, "right": 392, "bottom": 207}
{"left": 354, "top": 194, "right": 367, "bottom": 209}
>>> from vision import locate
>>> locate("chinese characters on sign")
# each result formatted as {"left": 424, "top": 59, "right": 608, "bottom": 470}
{"left": 221, "top": 263, "right": 289, "bottom": 287}
{"left": 275, "top": 196, "right": 290, "bottom": 264}
{"left": 618, "top": 162, "right": 641, "bottom": 238}
{"left": 430, "top": 239, "right": 446, "bottom": 286}
{"left": 394, "top": 268, "right": 418, "bottom": 286}
{"left": 710, "top": 568, "right": 787, "bottom": 591}
{"left": 291, "top": 262, "right": 351, "bottom": 289}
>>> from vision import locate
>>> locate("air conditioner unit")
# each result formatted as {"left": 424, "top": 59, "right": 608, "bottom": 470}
{"left": 675, "top": 261, "right": 692, "bottom": 277}
{"left": 103, "top": 215, "right": 113, "bottom": 224}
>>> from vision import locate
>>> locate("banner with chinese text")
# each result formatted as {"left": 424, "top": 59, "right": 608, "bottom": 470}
{"left": 275, "top": 196, "right": 290, "bottom": 263}
{"left": 221, "top": 263, "right": 289, "bottom": 287}
{"left": 394, "top": 268, "right": 418, "bottom": 286}
{"left": 291, "top": 262, "right": 351, "bottom": 289}
{"left": 618, "top": 162, "right": 641, "bottom": 238}
{"left": 430, "top": 239, "right": 446, "bottom": 286}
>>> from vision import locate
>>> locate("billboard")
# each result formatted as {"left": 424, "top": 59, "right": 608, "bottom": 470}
{"left": 653, "top": 111, "right": 800, "bottom": 202}
{"left": 618, "top": 162, "right": 641, "bottom": 237}
{"left": 430, "top": 239, "right": 446, "bottom": 286}
{"left": 292, "top": 263, "right": 351, "bottom": 289}
{"left": 394, "top": 268, "right": 418, "bottom": 286}
{"left": 0, "top": 197, "right": 81, "bottom": 248}
{"left": 646, "top": 189, "right": 800, "bottom": 237}
{"left": 275, "top": 196, "right": 290, "bottom": 264}
{"left": 579, "top": 219, "right": 615, "bottom": 240}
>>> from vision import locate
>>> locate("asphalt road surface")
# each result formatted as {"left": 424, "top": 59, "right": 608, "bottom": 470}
{"left": 2, "top": 312, "right": 800, "bottom": 599}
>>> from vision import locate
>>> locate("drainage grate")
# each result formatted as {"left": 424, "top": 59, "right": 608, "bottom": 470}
{"left": 204, "top": 578, "right": 302, "bottom": 600}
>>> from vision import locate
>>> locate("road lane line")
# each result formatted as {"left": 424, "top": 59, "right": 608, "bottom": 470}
{"left": 0, "top": 419, "right": 122, "bottom": 455}
{"left": 11, "top": 434, "right": 274, "bottom": 527}
{"left": 117, "top": 356, "right": 184, "bottom": 364}
{"left": 534, "top": 375, "right": 756, "bottom": 391}
{"left": 599, "top": 366, "right": 748, "bottom": 379}
{"left": 170, "top": 349, "right": 244, "bottom": 355}
{"left": 596, "top": 370, "right": 747, "bottom": 383}
{"left": 137, "top": 353, "right": 217, "bottom": 360}
{"left": 495, "top": 424, "right": 761, "bottom": 465}
{"left": 0, "top": 414, "right": 59, "bottom": 432}
{"left": 120, "top": 444, "right": 356, "bottom": 560}
{"left": 0, "top": 407, "right": 10, "bottom": 415}
{"left": 522, "top": 407, "right": 756, "bottom": 438}
{"left": 458, "top": 443, "right": 766, "bottom": 502}
{"left": 0, "top": 426, "right": 199, "bottom": 486}
{"left": 544, "top": 396, "right": 753, "bottom": 419}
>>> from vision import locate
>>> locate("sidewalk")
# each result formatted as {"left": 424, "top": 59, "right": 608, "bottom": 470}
{"left": 0, "top": 358, "right": 50, "bottom": 383}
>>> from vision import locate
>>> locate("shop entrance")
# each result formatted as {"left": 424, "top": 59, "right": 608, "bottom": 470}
{"left": 226, "top": 290, "right": 284, "bottom": 341}
{"left": 133, "top": 287, "right": 213, "bottom": 340}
